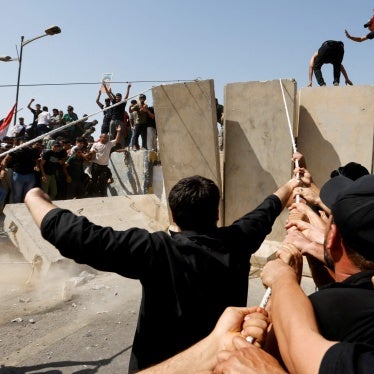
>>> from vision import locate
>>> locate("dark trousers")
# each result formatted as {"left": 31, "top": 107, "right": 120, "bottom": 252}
{"left": 132, "top": 124, "right": 147, "bottom": 149}
{"left": 314, "top": 41, "right": 344, "bottom": 86}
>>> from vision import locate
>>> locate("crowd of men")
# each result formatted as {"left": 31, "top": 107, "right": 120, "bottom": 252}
{"left": 0, "top": 84, "right": 158, "bottom": 208}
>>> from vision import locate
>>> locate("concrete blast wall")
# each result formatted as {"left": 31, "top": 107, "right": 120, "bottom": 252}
{"left": 223, "top": 79, "right": 297, "bottom": 241}
{"left": 297, "top": 85, "right": 374, "bottom": 187}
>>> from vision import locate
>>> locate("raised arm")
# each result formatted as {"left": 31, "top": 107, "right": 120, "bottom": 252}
{"left": 24, "top": 188, "right": 59, "bottom": 228}
{"left": 124, "top": 83, "right": 132, "bottom": 100}
{"left": 27, "top": 98, "right": 35, "bottom": 110}
{"left": 96, "top": 90, "right": 104, "bottom": 109}
{"left": 345, "top": 29, "right": 369, "bottom": 43}
{"left": 103, "top": 81, "right": 115, "bottom": 101}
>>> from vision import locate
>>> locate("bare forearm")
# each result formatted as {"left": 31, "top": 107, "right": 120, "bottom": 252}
{"left": 271, "top": 274, "right": 335, "bottom": 374}
{"left": 273, "top": 179, "right": 300, "bottom": 208}
{"left": 139, "top": 335, "right": 218, "bottom": 374}
{"left": 24, "top": 188, "right": 58, "bottom": 228}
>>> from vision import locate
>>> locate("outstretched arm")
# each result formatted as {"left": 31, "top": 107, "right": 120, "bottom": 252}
{"left": 24, "top": 188, "right": 59, "bottom": 228}
{"left": 273, "top": 178, "right": 301, "bottom": 209}
{"left": 139, "top": 306, "right": 267, "bottom": 373}
{"left": 345, "top": 29, "right": 369, "bottom": 43}
{"left": 261, "top": 260, "right": 337, "bottom": 374}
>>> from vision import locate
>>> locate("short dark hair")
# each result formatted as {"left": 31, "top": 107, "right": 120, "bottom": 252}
{"left": 168, "top": 175, "right": 220, "bottom": 231}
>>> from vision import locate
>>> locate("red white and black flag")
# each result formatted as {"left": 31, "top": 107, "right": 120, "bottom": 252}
{"left": 0, "top": 104, "right": 16, "bottom": 139}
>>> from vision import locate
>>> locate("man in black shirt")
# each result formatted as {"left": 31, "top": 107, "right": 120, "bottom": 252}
{"left": 103, "top": 82, "right": 131, "bottom": 147}
{"left": 0, "top": 142, "right": 40, "bottom": 203}
{"left": 24, "top": 175, "right": 299, "bottom": 372}
{"left": 308, "top": 40, "right": 353, "bottom": 86}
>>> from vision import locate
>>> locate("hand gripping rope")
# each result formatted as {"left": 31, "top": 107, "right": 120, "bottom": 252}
{"left": 246, "top": 79, "right": 301, "bottom": 344}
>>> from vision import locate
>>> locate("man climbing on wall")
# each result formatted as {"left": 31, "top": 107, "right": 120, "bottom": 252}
{"left": 308, "top": 40, "right": 353, "bottom": 87}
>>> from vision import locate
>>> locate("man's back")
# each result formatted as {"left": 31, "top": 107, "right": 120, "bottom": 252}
{"left": 40, "top": 193, "right": 282, "bottom": 371}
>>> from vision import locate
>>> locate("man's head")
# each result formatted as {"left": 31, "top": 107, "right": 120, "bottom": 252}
{"left": 168, "top": 175, "right": 220, "bottom": 231}
{"left": 105, "top": 98, "right": 111, "bottom": 106}
{"left": 115, "top": 93, "right": 122, "bottom": 102}
{"left": 67, "top": 105, "right": 74, "bottom": 112}
{"left": 320, "top": 175, "right": 374, "bottom": 266}
{"left": 19, "top": 117, "right": 24, "bottom": 123}
{"left": 139, "top": 94, "right": 146, "bottom": 103}
{"left": 50, "top": 140, "right": 62, "bottom": 151}
{"left": 99, "top": 133, "right": 109, "bottom": 144}
{"left": 42, "top": 106, "right": 48, "bottom": 112}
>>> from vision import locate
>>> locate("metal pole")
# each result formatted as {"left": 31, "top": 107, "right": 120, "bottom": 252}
{"left": 13, "top": 36, "right": 24, "bottom": 127}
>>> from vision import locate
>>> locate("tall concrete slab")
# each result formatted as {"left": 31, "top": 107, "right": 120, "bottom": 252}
{"left": 223, "top": 79, "right": 297, "bottom": 241}
{"left": 3, "top": 195, "right": 169, "bottom": 275}
{"left": 297, "top": 86, "right": 374, "bottom": 187}
{"left": 152, "top": 80, "right": 221, "bottom": 209}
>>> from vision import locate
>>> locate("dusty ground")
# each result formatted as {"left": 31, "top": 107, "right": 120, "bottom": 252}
{"left": 0, "top": 214, "right": 141, "bottom": 373}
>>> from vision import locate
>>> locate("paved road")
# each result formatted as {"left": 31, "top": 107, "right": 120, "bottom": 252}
{"left": 0, "top": 214, "right": 315, "bottom": 373}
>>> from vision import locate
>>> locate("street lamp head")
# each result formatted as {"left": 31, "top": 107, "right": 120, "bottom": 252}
{"left": 45, "top": 25, "right": 61, "bottom": 36}
{"left": 0, "top": 55, "right": 13, "bottom": 62}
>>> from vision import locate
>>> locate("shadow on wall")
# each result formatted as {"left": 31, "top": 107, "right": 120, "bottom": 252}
{"left": 297, "top": 106, "right": 340, "bottom": 187}
{"left": 223, "top": 120, "right": 282, "bottom": 238}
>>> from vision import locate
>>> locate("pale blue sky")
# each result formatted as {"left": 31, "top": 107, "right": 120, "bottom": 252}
{"left": 1, "top": 0, "right": 373, "bottom": 134}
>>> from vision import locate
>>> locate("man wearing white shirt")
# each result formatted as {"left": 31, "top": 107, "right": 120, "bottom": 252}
{"left": 88, "top": 125, "right": 121, "bottom": 196}
{"left": 37, "top": 106, "right": 51, "bottom": 135}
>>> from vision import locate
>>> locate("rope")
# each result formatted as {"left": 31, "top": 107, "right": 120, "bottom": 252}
{"left": 246, "top": 79, "right": 301, "bottom": 344}
{"left": 0, "top": 87, "right": 153, "bottom": 157}
{"left": 0, "top": 78, "right": 201, "bottom": 88}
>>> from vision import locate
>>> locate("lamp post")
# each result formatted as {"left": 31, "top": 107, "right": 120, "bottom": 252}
{"left": 0, "top": 26, "right": 61, "bottom": 127}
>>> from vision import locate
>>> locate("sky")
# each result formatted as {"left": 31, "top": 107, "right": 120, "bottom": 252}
{"left": 0, "top": 0, "right": 373, "bottom": 138}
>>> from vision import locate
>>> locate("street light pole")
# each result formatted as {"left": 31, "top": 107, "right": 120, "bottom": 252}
{"left": 0, "top": 26, "right": 61, "bottom": 127}
{"left": 13, "top": 35, "right": 24, "bottom": 127}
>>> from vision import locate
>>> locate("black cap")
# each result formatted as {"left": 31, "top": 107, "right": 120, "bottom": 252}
{"left": 330, "top": 162, "right": 369, "bottom": 180}
{"left": 320, "top": 174, "right": 374, "bottom": 260}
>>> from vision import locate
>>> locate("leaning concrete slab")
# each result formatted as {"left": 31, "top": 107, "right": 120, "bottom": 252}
{"left": 297, "top": 85, "right": 374, "bottom": 186}
{"left": 152, "top": 79, "right": 222, "bottom": 221}
{"left": 223, "top": 79, "right": 297, "bottom": 243}
{"left": 3, "top": 195, "right": 169, "bottom": 275}
{"left": 107, "top": 150, "right": 163, "bottom": 198}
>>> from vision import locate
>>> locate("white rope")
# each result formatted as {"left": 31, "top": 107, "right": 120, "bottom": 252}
{"left": 0, "top": 86, "right": 153, "bottom": 157}
{"left": 246, "top": 79, "right": 301, "bottom": 344}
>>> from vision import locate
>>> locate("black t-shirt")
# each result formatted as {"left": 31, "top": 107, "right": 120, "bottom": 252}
{"left": 310, "top": 271, "right": 374, "bottom": 345}
{"left": 319, "top": 342, "right": 374, "bottom": 374}
{"left": 9, "top": 147, "right": 40, "bottom": 174}
{"left": 111, "top": 102, "right": 127, "bottom": 121}
{"left": 42, "top": 150, "right": 63, "bottom": 175}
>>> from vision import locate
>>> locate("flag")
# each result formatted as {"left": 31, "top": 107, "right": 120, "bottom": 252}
{"left": 0, "top": 104, "right": 16, "bottom": 140}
